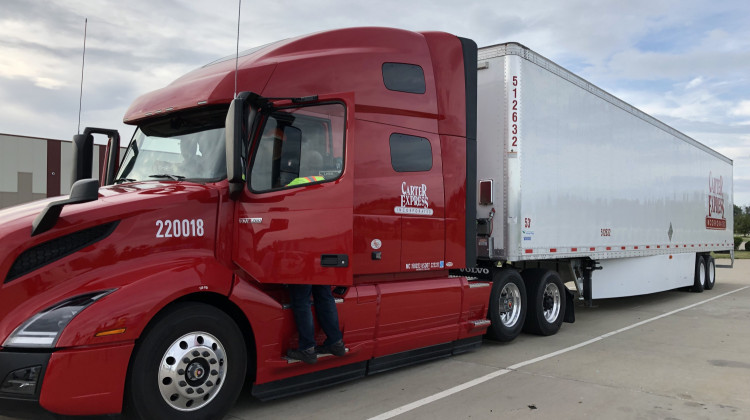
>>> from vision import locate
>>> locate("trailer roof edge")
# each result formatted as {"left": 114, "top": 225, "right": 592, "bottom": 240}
{"left": 478, "top": 42, "right": 733, "bottom": 165}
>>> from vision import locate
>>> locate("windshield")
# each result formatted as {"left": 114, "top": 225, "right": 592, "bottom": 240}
{"left": 116, "top": 108, "right": 227, "bottom": 183}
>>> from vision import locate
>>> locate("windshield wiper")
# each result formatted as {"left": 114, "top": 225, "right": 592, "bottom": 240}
{"left": 115, "top": 178, "right": 137, "bottom": 184}
{"left": 149, "top": 174, "right": 186, "bottom": 181}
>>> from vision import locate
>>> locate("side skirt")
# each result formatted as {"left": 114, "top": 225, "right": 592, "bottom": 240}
{"left": 251, "top": 336, "right": 482, "bottom": 401}
{"left": 251, "top": 361, "right": 367, "bottom": 402}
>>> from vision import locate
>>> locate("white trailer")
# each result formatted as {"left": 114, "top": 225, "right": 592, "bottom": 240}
{"left": 473, "top": 43, "right": 733, "bottom": 311}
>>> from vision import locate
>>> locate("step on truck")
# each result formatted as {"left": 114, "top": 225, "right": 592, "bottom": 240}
{"left": 0, "top": 27, "right": 733, "bottom": 419}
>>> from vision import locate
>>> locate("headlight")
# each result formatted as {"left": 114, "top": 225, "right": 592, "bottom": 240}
{"left": 2, "top": 290, "right": 115, "bottom": 348}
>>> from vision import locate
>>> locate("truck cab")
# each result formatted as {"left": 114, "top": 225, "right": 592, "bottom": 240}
{"left": 0, "top": 28, "right": 488, "bottom": 419}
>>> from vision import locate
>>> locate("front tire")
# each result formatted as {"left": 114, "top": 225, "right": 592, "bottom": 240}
{"left": 126, "top": 303, "right": 247, "bottom": 420}
{"left": 523, "top": 269, "right": 566, "bottom": 336}
{"left": 486, "top": 269, "right": 527, "bottom": 342}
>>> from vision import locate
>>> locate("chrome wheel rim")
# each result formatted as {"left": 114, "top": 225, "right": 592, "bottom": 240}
{"left": 500, "top": 282, "right": 522, "bottom": 327}
{"left": 542, "top": 283, "right": 561, "bottom": 323}
{"left": 158, "top": 332, "right": 227, "bottom": 411}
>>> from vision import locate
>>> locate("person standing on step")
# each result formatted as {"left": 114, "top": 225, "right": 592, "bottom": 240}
{"left": 287, "top": 284, "right": 346, "bottom": 364}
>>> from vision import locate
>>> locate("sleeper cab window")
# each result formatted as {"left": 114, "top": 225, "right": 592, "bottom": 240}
{"left": 390, "top": 133, "right": 432, "bottom": 172}
{"left": 382, "top": 63, "right": 426, "bottom": 94}
{"left": 249, "top": 103, "right": 345, "bottom": 192}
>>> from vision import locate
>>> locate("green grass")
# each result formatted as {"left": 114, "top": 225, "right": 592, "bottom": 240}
{"left": 713, "top": 251, "right": 750, "bottom": 259}
{"left": 723, "top": 236, "right": 750, "bottom": 259}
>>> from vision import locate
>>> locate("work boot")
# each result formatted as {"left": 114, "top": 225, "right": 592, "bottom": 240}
{"left": 317, "top": 340, "right": 346, "bottom": 356}
{"left": 287, "top": 347, "right": 317, "bottom": 364}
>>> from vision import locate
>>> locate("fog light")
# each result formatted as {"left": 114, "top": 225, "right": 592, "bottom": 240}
{"left": 1, "top": 365, "right": 41, "bottom": 395}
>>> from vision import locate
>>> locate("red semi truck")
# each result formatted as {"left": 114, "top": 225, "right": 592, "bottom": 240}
{"left": 0, "top": 27, "right": 731, "bottom": 419}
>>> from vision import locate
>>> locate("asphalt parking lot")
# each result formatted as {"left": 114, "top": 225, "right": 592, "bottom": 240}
{"left": 2, "top": 260, "right": 748, "bottom": 420}
{"left": 227, "top": 259, "right": 750, "bottom": 420}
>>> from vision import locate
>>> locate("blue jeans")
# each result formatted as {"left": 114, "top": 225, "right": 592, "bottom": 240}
{"left": 288, "top": 284, "right": 343, "bottom": 350}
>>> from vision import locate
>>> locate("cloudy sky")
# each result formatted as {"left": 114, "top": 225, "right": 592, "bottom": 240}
{"left": 1, "top": 0, "right": 749, "bottom": 205}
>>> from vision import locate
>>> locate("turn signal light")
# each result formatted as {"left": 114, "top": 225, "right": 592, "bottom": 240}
{"left": 95, "top": 328, "right": 127, "bottom": 337}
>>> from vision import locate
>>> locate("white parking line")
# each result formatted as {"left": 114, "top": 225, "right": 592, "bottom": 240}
{"left": 368, "top": 286, "right": 750, "bottom": 420}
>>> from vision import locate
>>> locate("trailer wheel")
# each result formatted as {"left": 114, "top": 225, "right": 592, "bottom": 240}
{"left": 691, "top": 256, "right": 705, "bottom": 293}
{"left": 703, "top": 255, "right": 716, "bottom": 290}
{"left": 523, "top": 269, "right": 566, "bottom": 336}
{"left": 126, "top": 302, "right": 247, "bottom": 420}
{"left": 486, "top": 269, "right": 527, "bottom": 342}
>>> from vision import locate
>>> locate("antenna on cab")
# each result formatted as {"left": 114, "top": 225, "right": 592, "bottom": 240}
{"left": 77, "top": 17, "right": 88, "bottom": 134}
{"left": 234, "top": 0, "right": 242, "bottom": 98}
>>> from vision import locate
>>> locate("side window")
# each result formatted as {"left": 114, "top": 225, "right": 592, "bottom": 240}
{"left": 382, "top": 63, "right": 426, "bottom": 94}
{"left": 249, "top": 103, "right": 345, "bottom": 192}
{"left": 389, "top": 133, "right": 432, "bottom": 172}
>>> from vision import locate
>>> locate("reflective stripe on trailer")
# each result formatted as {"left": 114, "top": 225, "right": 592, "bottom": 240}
{"left": 522, "top": 242, "right": 731, "bottom": 256}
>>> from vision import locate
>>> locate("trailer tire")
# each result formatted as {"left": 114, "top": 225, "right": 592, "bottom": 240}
{"left": 126, "top": 302, "right": 247, "bottom": 420}
{"left": 486, "top": 269, "right": 527, "bottom": 342}
{"left": 522, "top": 269, "right": 566, "bottom": 336}
{"left": 691, "top": 256, "right": 705, "bottom": 293}
{"left": 704, "top": 255, "right": 716, "bottom": 290}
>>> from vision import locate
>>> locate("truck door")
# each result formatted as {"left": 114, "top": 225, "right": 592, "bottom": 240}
{"left": 234, "top": 97, "right": 354, "bottom": 286}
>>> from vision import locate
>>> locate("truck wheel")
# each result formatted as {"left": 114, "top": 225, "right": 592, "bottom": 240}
{"left": 703, "top": 255, "right": 716, "bottom": 290}
{"left": 691, "top": 256, "right": 705, "bottom": 293}
{"left": 126, "top": 303, "right": 247, "bottom": 420}
{"left": 486, "top": 269, "right": 527, "bottom": 342}
{"left": 522, "top": 269, "right": 566, "bottom": 336}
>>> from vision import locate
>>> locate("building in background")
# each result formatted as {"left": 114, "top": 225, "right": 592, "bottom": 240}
{"left": 0, "top": 133, "right": 125, "bottom": 209}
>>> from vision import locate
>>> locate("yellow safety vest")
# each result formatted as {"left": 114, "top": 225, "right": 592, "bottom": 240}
{"left": 287, "top": 175, "right": 324, "bottom": 186}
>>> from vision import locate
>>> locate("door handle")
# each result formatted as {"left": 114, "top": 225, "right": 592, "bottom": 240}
{"left": 321, "top": 254, "right": 349, "bottom": 267}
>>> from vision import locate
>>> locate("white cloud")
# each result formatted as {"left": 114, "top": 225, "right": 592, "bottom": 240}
{"left": 686, "top": 77, "right": 704, "bottom": 89}
{"left": 731, "top": 100, "right": 750, "bottom": 117}
{"left": 0, "top": 43, "right": 72, "bottom": 89}
{"left": 613, "top": 82, "right": 736, "bottom": 125}
{"left": 34, "top": 77, "right": 66, "bottom": 89}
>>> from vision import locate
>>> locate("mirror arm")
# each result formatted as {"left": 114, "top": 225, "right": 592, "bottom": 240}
{"left": 31, "top": 179, "right": 100, "bottom": 236}
{"left": 72, "top": 127, "right": 121, "bottom": 185}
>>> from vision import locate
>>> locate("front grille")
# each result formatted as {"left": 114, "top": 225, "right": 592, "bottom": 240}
{"left": 5, "top": 221, "right": 119, "bottom": 283}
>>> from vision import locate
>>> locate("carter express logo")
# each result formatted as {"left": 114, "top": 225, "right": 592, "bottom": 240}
{"left": 706, "top": 172, "right": 726, "bottom": 230}
{"left": 395, "top": 182, "right": 433, "bottom": 216}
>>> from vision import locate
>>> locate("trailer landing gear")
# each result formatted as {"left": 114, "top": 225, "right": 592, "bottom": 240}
{"left": 581, "top": 260, "right": 602, "bottom": 308}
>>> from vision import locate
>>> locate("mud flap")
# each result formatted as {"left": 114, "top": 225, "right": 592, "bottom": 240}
{"left": 563, "top": 287, "right": 575, "bottom": 323}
